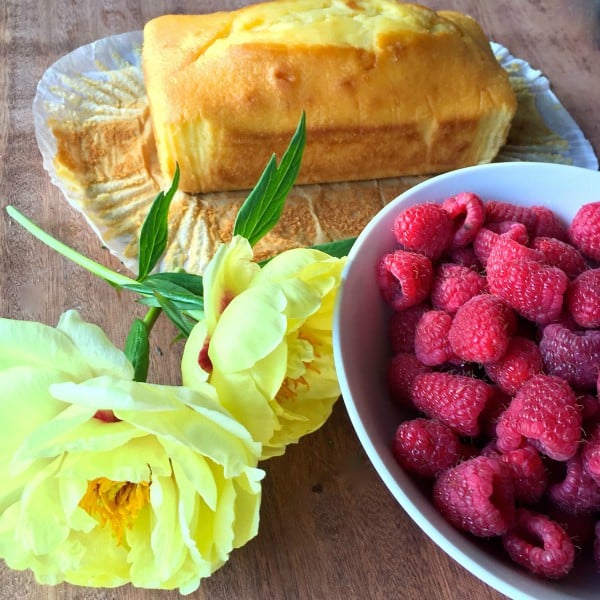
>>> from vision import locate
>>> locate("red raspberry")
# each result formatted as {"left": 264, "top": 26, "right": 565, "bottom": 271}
{"left": 393, "top": 203, "right": 453, "bottom": 259}
{"left": 496, "top": 374, "right": 582, "bottom": 461}
{"left": 484, "top": 336, "right": 544, "bottom": 395}
{"left": 548, "top": 452, "right": 600, "bottom": 515}
{"left": 485, "top": 200, "right": 538, "bottom": 234}
{"left": 388, "top": 352, "right": 431, "bottom": 407}
{"left": 433, "top": 456, "right": 515, "bottom": 537}
{"left": 414, "top": 310, "right": 456, "bottom": 366}
{"left": 448, "top": 294, "right": 516, "bottom": 364}
{"left": 569, "top": 201, "right": 600, "bottom": 261}
{"left": 502, "top": 508, "right": 575, "bottom": 579}
{"left": 566, "top": 268, "right": 600, "bottom": 328}
{"left": 392, "top": 418, "right": 471, "bottom": 477}
{"left": 540, "top": 323, "right": 600, "bottom": 390}
{"left": 411, "top": 372, "right": 493, "bottom": 436}
{"left": 582, "top": 422, "right": 600, "bottom": 486}
{"left": 487, "top": 237, "right": 568, "bottom": 324}
{"left": 441, "top": 192, "right": 485, "bottom": 248}
{"left": 472, "top": 222, "right": 528, "bottom": 266}
{"left": 430, "top": 263, "right": 487, "bottom": 314}
{"left": 388, "top": 304, "right": 429, "bottom": 353}
{"left": 376, "top": 250, "right": 433, "bottom": 311}
{"left": 530, "top": 205, "right": 569, "bottom": 241}
{"left": 483, "top": 443, "right": 547, "bottom": 505}
{"left": 531, "top": 237, "right": 586, "bottom": 279}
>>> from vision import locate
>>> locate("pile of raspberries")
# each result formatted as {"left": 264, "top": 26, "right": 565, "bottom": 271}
{"left": 376, "top": 193, "right": 600, "bottom": 580}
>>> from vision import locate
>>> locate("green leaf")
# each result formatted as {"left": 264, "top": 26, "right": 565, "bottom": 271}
{"left": 144, "top": 272, "right": 204, "bottom": 296}
{"left": 233, "top": 112, "right": 306, "bottom": 247}
{"left": 123, "top": 274, "right": 204, "bottom": 312}
{"left": 153, "top": 291, "right": 196, "bottom": 338}
{"left": 137, "top": 165, "right": 180, "bottom": 281}
{"left": 124, "top": 318, "right": 150, "bottom": 382}
{"left": 309, "top": 237, "right": 356, "bottom": 258}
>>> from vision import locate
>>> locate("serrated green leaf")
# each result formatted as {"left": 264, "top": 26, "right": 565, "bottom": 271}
{"left": 124, "top": 318, "right": 150, "bottom": 382}
{"left": 233, "top": 112, "right": 306, "bottom": 247}
{"left": 309, "top": 237, "right": 356, "bottom": 258}
{"left": 137, "top": 165, "right": 180, "bottom": 281}
{"left": 153, "top": 291, "right": 195, "bottom": 338}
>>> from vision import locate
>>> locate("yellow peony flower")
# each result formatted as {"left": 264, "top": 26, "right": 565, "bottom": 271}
{"left": 0, "top": 310, "right": 263, "bottom": 593}
{"left": 182, "top": 236, "right": 346, "bottom": 459}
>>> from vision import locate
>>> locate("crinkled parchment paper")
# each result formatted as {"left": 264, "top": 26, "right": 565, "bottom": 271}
{"left": 33, "top": 31, "right": 598, "bottom": 276}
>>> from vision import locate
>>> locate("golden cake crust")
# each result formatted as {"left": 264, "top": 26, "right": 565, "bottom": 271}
{"left": 142, "top": 0, "right": 517, "bottom": 193}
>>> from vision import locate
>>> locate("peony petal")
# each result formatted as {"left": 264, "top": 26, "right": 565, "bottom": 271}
{"left": 56, "top": 310, "right": 134, "bottom": 380}
{"left": 209, "top": 284, "right": 287, "bottom": 371}
{"left": 0, "top": 315, "right": 95, "bottom": 379}
{"left": 255, "top": 247, "right": 332, "bottom": 282}
{"left": 203, "top": 236, "right": 260, "bottom": 332}
{"left": 10, "top": 403, "right": 148, "bottom": 472}
{"left": 209, "top": 368, "right": 278, "bottom": 447}
{"left": 181, "top": 320, "right": 210, "bottom": 386}
{"left": 160, "top": 439, "right": 218, "bottom": 511}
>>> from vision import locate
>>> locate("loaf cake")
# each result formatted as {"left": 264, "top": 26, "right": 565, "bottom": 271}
{"left": 142, "top": 0, "right": 517, "bottom": 194}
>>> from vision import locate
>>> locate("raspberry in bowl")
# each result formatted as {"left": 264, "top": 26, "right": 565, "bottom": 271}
{"left": 333, "top": 162, "right": 600, "bottom": 600}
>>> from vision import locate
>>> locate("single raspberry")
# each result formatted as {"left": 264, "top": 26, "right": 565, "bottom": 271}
{"left": 430, "top": 263, "right": 487, "bottom": 314}
{"left": 531, "top": 237, "right": 586, "bottom": 279}
{"left": 496, "top": 374, "right": 581, "bottom": 461}
{"left": 376, "top": 250, "right": 433, "bottom": 311}
{"left": 448, "top": 294, "right": 516, "bottom": 364}
{"left": 441, "top": 192, "right": 485, "bottom": 248}
{"left": 566, "top": 268, "right": 600, "bottom": 328}
{"left": 388, "top": 352, "right": 431, "bottom": 407}
{"left": 479, "top": 386, "right": 511, "bottom": 438}
{"left": 582, "top": 422, "right": 600, "bottom": 486}
{"left": 483, "top": 442, "right": 547, "bottom": 505}
{"left": 433, "top": 456, "right": 515, "bottom": 537}
{"left": 569, "top": 201, "right": 600, "bottom": 261}
{"left": 548, "top": 452, "right": 600, "bottom": 515}
{"left": 388, "top": 304, "right": 429, "bottom": 354}
{"left": 530, "top": 205, "right": 569, "bottom": 241}
{"left": 502, "top": 508, "right": 575, "bottom": 579}
{"left": 392, "top": 418, "right": 471, "bottom": 477}
{"left": 487, "top": 237, "right": 568, "bottom": 324}
{"left": 540, "top": 323, "right": 600, "bottom": 390}
{"left": 485, "top": 200, "right": 538, "bottom": 234}
{"left": 414, "top": 310, "right": 456, "bottom": 366}
{"left": 472, "top": 222, "right": 529, "bottom": 266}
{"left": 410, "top": 371, "right": 493, "bottom": 436}
{"left": 484, "top": 336, "right": 544, "bottom": 395}
{"left": 393, "top": 203, "right": 453, "bottom": 259}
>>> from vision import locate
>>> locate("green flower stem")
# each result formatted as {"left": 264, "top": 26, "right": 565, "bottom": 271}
{"left": 143, "top": 305, "right": 162, "bottom": 330}
{"left": 6, "top": 205, "right": 136, "bottom": 288}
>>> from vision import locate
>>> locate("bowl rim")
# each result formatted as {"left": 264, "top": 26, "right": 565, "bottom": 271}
{"left": 333, "top": 161, "right": 600, "bottom": 600}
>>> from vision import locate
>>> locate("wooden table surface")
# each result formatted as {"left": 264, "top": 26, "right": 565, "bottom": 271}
{"left": 0, "top": 1, "right": 598, "bottom": 599}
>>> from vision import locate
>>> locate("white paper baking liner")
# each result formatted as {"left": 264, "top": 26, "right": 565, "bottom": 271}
{"left": 33, "top": 31, "right": 599, "bottom": 275}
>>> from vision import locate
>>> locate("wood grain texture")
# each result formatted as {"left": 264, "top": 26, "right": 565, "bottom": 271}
{"left": 0, "top": 1, "right": 598, "bottom": 599}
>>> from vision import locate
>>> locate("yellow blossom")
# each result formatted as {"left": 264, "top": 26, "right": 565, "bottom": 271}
{"left": 0, "top": 310, "right": 263, "bottom": 593}
{"left": 182, "top": 236, "right": 346, "bottom": 459}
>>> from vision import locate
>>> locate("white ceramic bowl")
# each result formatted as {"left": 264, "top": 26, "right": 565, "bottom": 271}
{"left": 333, "top": 162, "right": 600, "bottom": 600}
